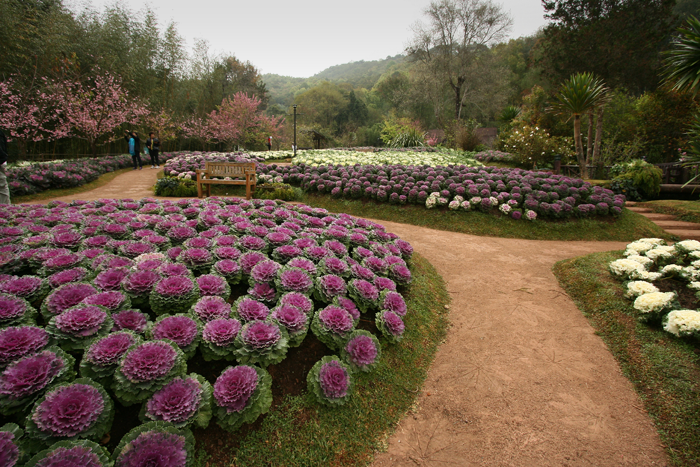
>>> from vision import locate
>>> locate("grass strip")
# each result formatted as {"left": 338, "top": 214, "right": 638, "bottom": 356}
{"left": 640, "top": 200, "right": 700, "bottom": 224}
{"left": 195, "top": 253, "right": 450, "bottom": 467}
{"left": 299, "top": 193, "right": 674, "bottom": 242}
{"left": 553, "top": 252, "right": 700, "bottom": 466}
{"left": 13, "top": 167, "right": 135, "bottom": 204}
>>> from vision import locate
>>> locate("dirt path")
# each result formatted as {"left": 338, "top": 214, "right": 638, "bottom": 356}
{"left": 26, "top": 169, "right": 669, "bottom": 465}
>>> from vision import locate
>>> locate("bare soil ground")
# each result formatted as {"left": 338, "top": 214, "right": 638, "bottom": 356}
{"left": 27, "top": 169, "right": 669, "bottom": 466}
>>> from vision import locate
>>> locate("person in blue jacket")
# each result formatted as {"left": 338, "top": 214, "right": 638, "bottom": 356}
{"left": 124, "top": 130, "right": 143, "bottom": 170}
{"left": 0, "top": 129, "right": 9, "bottom": 204}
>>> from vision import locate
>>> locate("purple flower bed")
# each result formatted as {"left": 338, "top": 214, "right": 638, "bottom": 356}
{"left": 259, "top": 163, "right": 625, "bottom": 219}
{"left": 0, "top": 197, "right": 417, "bottom": 443}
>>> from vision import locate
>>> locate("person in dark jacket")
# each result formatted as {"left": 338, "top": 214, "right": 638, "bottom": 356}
{"left": 0, "top": 129, "right": 10, "bottom": 204}
{"left": 124, "top": 130, "right": 142, "bottom": 170}
{"left": 146, "top": 132, "right": 160, "bottom": 168}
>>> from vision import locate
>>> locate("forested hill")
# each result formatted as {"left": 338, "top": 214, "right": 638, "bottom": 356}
{"left": 263, "top": 55, "right": 406, "bottom": 108}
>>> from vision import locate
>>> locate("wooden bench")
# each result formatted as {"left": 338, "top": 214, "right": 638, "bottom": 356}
{"left": 195, "top": 162, "right": 257, "bottom": 199}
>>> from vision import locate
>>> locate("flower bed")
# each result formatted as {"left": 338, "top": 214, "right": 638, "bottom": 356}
{"left": 283, "top": 149, "right": 480, "bottom": 167}
{"left": 473, "top": 150, "right": 516, "bottom": 164}
{"left": 0, "top": 196, "right": 416, "bottom": 460}
{"left": 609, "top": 238, "right": 700, "bottom": 338}
{"left": 162, "top": 152, "right": 265, "bottom": 179}
{"left": 259, "top": 163, "right": 625, "bottom": 220}
{"left": 7, "top": 154, "right": 177, "bottom": 198}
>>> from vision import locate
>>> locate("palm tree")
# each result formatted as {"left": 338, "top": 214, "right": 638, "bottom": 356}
{"left": 663, "top": 16, "right": 700, "bottom": 95}
{"left": 664, "top": 16, "right": 700, "bottom": 170}
{"left": 551, "top": 73, "right": 608, "bottom": 179}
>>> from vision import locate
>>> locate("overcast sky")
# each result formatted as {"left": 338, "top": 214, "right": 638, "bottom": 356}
{"left": 69, "top": 0, "right": 549, "bottom": 78}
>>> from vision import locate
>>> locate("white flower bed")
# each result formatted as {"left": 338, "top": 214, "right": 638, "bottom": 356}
{"left": 625, "top": 281, "right": 659, "bottom": 299}
{"left": 633, "top": 292, "right": 677, "bottom": 318}
{"left": 289, "top": 149, "right": 480, "bottom": 168}
{"left": 664, "top": 310, "right": 700, "bottom": 337}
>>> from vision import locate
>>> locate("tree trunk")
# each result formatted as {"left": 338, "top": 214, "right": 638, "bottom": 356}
{"left": 574, "top": 115, "right": 588, "bottom": 179}
{"left": 593, "top": 105, "right": 605, "bottom": 178}
{"left": 454, "top": 85, "right": 462, "bottom": 120}
{"left": 91, "top": 139, "right": 98, "bottom": 157}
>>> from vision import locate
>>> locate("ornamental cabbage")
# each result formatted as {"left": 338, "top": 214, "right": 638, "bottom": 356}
{"left": 0, "top": 423, "right": 22, "bottom": 467}
{"left": 190, "top": 296, "right": 232, "bottom": 323}
{"left": 311, "top": 305, "right": 355, "bottom": 350}
{"left": 348, "top": 279, "right": 379, "bottom": 313}
{"left": 376, "top": 310, "right": 405, "bottom": 343}
{"left": 0, "top": 326, "right": 50, "bottom": 368}
{"left": 233, "top": 297, "right": 270, "bottom": 322}
{"left": 196, "top": 274, "right": 231, "bottom": 300}
{"left": 341, "top": 330, "right": 381, "bottom": 373}
{"left": 113, "top": 340, "right": 187, "bottom": 405}
{"left": 142, "top": 374, "right": 212, "bottom": 429}
{"left": 80, "top": 331, "right": 140, "bottom": 384}
{"left": 0, "top": 275, "right": 48, "bottom": 306}
{"left": 380, "top": 290, "right": 407, "bottom": 317}
{"left": 111, "top": 309, "right": 151, "bottom": 334}
{"left": 121, "top": 270, "right": 162, "bottom": 307}
{"left": 275, "top": 267, "right": 314, "bottom": 295}
{"left": 307, "top": 356, "right": 354, "bottom": 406}
{"left": 0, "top": 346, "right": 75, "bottom": 415}
{"left": 149, "top": 275, "right": 200, "bottom": 316}
{"left": 270, "top": 305, "right": 308, "bottom": 347}
{"left": 112, "top": 421, "right": 195, "bottom": 467}
{"left": 149, "top": 315, "right": 200, "bottom": 359}
{"left": 212, "top": 365, "right": 272, "bottom": 432}
{"left": 25, "top": 439, "right": 112, "bottom": 467}
{"left": 234, "top": 320, "right": 288, "bottom": 367}
{"left": 278, "top": 292, "right": 314, "bottom": 316}
{"left": 0, "top": 293, "right": 37, "bottom": 328}
{"left": 81, "top": 291, "right": 131, "bottom": 313}
{"left": 25, "top": 378, "right": 114, "bottom": 445}
{"left": 211, "top": 259, "right": 242, "bottom": 285}
{"left": 41, "top": 282, "right": 98, "bottom": 320}
{"left": 46, "top": 305, "right": 113, "bottom": 351}
{"left": 314, "top": 275, "right": 347, "bottom": 303}
{"left": 200, "top": 318, "right": 242, "bottom": 361}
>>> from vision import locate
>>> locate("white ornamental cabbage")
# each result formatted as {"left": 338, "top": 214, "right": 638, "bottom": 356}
{"left": 675, "top": 240, "right": 700, "bottom": 255}
{"left": 633, "top": 291, "right": 676, "bottom": 317}
{"left": 629, "top": 269, "right": 662, "bottom": 281}
{"left": 661, "top": 264, "right": 684, "bottom": 278}
{"left": 663, "top": 309, "right": 700, "bottom": 337}
{"left": 688, "top": 281, "right": 700, "bottom": 291}
{"left": 624, "top": 281, "right": 659, "bottom": 299}
{"left": 623, "top": 241, "right": 654, "bottom": 256}
{"left": 645, "top": 246, "right": 676, "bottom": 264}
{"left": 626, "top": 255, "right": 653, "bottom": 270}
{"left": 609, "top": 259, "right": 645, "bottom": 279}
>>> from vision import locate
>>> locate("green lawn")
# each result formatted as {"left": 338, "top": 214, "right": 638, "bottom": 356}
{"left": 554, "top": 253, "right": 700, "bottom": 467}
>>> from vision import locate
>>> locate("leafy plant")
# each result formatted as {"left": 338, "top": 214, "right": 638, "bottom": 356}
{"left": 254, "top": 183, "right": 300, "bottom": 201}
{"left": 212, "top": 365, "right": 272, "bottom": 432}
{"left": 610, "top": 159, "right": 662, "bottom": 200}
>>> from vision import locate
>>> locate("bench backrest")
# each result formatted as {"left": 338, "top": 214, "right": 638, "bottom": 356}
{"left": 204, "top": 162, "right": 256, "bottom": 178}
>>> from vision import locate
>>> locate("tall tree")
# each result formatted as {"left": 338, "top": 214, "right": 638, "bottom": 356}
{"left": 538, "top": 0, "right": 676, "bottom": 94}
{"left": 406, "top": 0, "right": 512, "bottom": 120}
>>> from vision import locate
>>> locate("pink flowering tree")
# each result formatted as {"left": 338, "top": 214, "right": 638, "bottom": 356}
{"left": 0, "top": 76, "right": 70, "bottom": 157}
{"left": 206, "top": 92, "right": 284, "bottom": 150}
{"left": 182, "top": 116, "right": 212, "bottom": 145}
{"left": 60, "top": 72, "right": 149, "bottom": 156}
{"left": 145, "top": 109, "right": 181, "bottom": 143}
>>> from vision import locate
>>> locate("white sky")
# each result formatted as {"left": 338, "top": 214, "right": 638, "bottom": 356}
{"left": 70, "top": 0, "right": 549, "bottom": 78}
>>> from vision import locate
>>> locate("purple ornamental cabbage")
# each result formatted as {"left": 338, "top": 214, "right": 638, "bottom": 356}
{"left": 320, "top": 256, "right": 349, "bottom": 277}
{"left": 235, "top": 320, "right": 288, "bottom": 366}
{"left": 42, "top": 283, "right": 98, "bottom": 318}
{"left": 93, "top": 268, "right": 130, "bottom": 291}
{"left": 250, "top": 260, "right": 281, "bottom": 284}
{"left": 0, "top": 326, "right": 49, "bottom": 367}
{"left": 81, "top": 291, "right": 130, "bottom": 312}
{"left": 314, "top": 275, "right": 347, "bottom": 303}
{"left": 211, "top": 259, "right": 242, "bottom": 285}
{"left": 350, "top": 264, "right": 376, "bottom": 282}
{"left": 317, "top": 306, "right": 354, "bottom": 335}
{"left": 111, "top": 309, "right": 150, "bottom": 334}
{"left": 271, "top": 245, "right": 303, "bottom": 263}
{"left": 275, "top": 267, "right": 313, "bottom": 294}
{"left": 27, "top": 441, "right": 108, "bottom": 467}
{"left": 191, "top": 296, "right": 232, "bottom": 322}
{"left": 362, "top": 256, "right": 388, "bottom": 275}
{"left": 213, "top": 246, "right": 242, "bottom": 261}
{"left": 113, "top": 424, "right": 190, "bottom": 467}
{"left": 247, "top": 282, "right": 277, "bottom": 303}
{"left": 47, "top": 267, "right": 90, "bottom": 289}
{"left": 287, "top": 257, "right": 317, "bottom": 275}
{"left": 234, "top": 297, "right": 270, "bottom": 322}
{"left": 196, "top": 274, "right": 230, "bottom": 298}
{"left": 278, "top": 292, "right": 314, "bottom": 315}
{"left": 157, "top": 262, "right": 189, "bottom": 277}
{"left": 389, "top": 263, "right": 412, "bottom": 285}
{"left": 304, "top": 246, "right": 331, "bottom": 262}
{"left": 334, "top": 296, "right": 359, "bottom": 321}
{"left": 150, "top": 275, "right": 199, "bottom": 316}
{"left": 319, "top": 360, "right": 349, "bottom": 399}
{"left": 29, "top": 380, "right": 108, "bottom": 438}
{"left": 381, "top": 291, "right": 407, "bottom": 317}
{"left": 348, "top": 279, "right": 379, "bottom": 313}
{"left": 203, "top": 319, "right": 242, "bottom": 348}
{"left": 0, "top": 275, "right": 46, "bottom": 304}
{"left": 120, "top": 341, "right": 177, "bottom": 383}
{"left": 213, "top": 365, "right": 259, "bottom": 413}
{"left": 0, "top": 427, "right": 20, "bottom": 467}
{"left": 84, "top": 332, "right": 137, "bottom": 368}
{"left": 0, "top": 294, "right": 35, "bottom": 326}
{"left": 239, "top": 252, "right": 266, "bottom": 276}
{"left": 343, "top": 332, "right": 380, "bottom": 371}
{"left": 238, "top": 235, "right": 267, "bottom": 252}
{"left": 144, "top": 375, "right": 208, "bottom": 427}
{"left": 376, "top": 310, "right": 405, "bottom": 343}
{"left": 151, "top": 315, "right": 199, "bottom": 357}
{"left": 374, "top": 277, "right": 397, "bottom": 292}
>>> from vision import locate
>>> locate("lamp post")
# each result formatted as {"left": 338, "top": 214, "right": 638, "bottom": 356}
{"left": 293, "top": 105, "right": 297, "bottom": 157}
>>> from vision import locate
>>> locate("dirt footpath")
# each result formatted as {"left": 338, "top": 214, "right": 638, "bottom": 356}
{"left": 26, "top": 168, "right": 669, "bottom": 466}
{"left": 370, "top": 222, "right": 667, "bottom": 467}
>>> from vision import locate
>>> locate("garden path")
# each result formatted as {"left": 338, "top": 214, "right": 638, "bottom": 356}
{"left": 28, "top": 168, "right": 669, "bottom": 466}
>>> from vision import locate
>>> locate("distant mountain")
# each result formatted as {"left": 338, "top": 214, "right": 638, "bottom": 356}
{"left": 263, "top": 55, "right": 406, "bottom": 108}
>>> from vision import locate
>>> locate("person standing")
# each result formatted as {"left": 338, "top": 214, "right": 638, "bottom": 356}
{"left": 267, "top": 136, "right": 272, "bottom": 151}
{"left": 125, "top": 130, "right": 142, "bottom": 170}
{"left": 0, "top": 129, "right": 10, "bottom": 204}
{"left": 146, "top": 132, "right": 160, "bottom": 168}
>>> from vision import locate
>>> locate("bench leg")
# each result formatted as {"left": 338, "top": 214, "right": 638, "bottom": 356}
{"left": 206, "top": 184, "right": 211, "bottom": 198}
{"left": 197, "top": 182, "right": 202, "bottom": 198}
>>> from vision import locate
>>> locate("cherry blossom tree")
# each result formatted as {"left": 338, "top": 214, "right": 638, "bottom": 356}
{"left": 0, "top": 76, "right": 69, "bottom": 157}
{"left": 206, "top": 92, "right": 283, "bottom": 150}
{"left": 60, "top": 72, "right": 148, "bottom": 156}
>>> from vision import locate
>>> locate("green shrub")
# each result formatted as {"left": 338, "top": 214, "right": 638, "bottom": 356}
{"left": 610, "top": 159, "right": 662, "bottom": 200}
{"left": 254, "top": 183, "right": 300, "bottom": 201}
{"left": 154, "top": 177, "right": 198, "bottom": 197}
{"left": 495, "top": 124, "right": 573, "bottom": 168}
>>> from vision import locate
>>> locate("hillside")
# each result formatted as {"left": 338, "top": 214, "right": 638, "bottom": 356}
{"left": 263, "top": 55, "right": 406, "bottom": 108}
